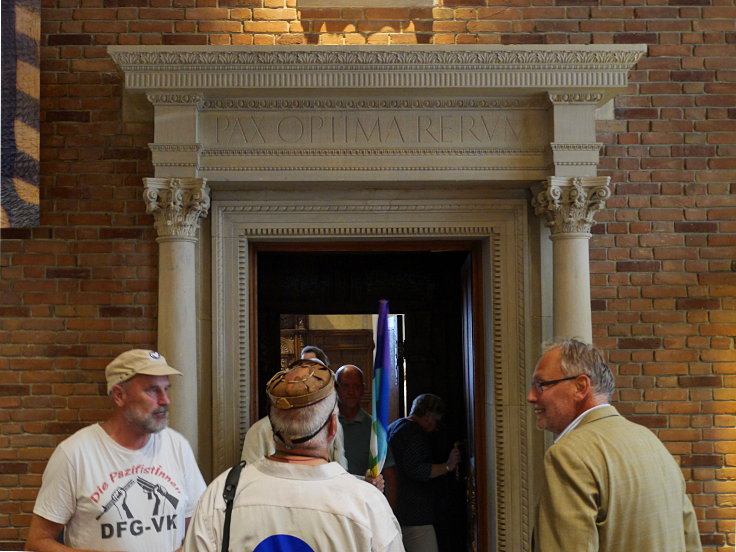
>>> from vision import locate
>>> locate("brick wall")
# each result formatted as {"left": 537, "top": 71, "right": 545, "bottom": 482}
{"left": 0, "top": 0, "right": 734, "bottom": 549}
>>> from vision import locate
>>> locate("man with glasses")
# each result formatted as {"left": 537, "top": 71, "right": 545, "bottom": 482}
{"left": 527, "top": 338, "right": 702, "bottom": 552}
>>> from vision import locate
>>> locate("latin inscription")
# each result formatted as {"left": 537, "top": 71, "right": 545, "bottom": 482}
{"left": 204, "top": 111, "right": 545, "bottom": 148}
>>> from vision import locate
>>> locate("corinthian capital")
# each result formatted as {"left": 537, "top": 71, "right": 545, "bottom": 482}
{"left": 143, "top": 177, "right": 210, "bottom": 240}
{"left": 531, "top": 176, "right": 611, "bottom": 235}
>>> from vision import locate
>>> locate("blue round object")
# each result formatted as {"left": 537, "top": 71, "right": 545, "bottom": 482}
{"left": 253, "top": 534, "right": 315, "bottom": 552}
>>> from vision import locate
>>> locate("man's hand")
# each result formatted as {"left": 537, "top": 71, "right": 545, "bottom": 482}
{"left": 446, "top": 445, "right": 461, "bottom": 471}
{"left": 364, "top": 472, "right": 385, "bottom": 493}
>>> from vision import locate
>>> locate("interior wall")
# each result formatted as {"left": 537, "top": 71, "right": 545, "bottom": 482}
{"left": 308, "top": 314, "right": 373, "bottom": 330}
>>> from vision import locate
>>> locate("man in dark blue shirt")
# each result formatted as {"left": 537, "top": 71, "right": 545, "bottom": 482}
{"left": 387, "top": 394, "right": 460, "bottom": 552}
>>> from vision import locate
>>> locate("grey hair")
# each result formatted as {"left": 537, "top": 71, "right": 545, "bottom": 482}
{"left": 409, "top": 393, "right": 445, "bottom": 419}
{"left": 269, "top": 388, "right": 338, "bottom": 449}
{"left": 542, "top": 338, "right": 615, "bottom": 400}
{"left": 300, "top": 345, "right": 330, "bottom": 367}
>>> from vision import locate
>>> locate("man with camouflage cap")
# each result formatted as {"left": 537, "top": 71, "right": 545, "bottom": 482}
{"left": 26, "top": 349, "right": 205, "bottom": 552}
{"left": 184, "top": 358, "right": 405, "bottom": 552}
{"left": 240, "top": 348, "right": 347, "bottom": 467}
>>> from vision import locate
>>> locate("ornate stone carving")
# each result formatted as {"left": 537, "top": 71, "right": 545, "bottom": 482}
{"left": 212, "top": 197, "right": 530, "bottom": 551}
{"left": 143, "top": 177, "right": 210, "bottom": 239}
{"left": 531, "top": 176, "right": 611, "bottom": 234}
{"left": 205, "top": 164, "right": 550, "bottom": 173}
{"left": 204, "top": 147, "right": 545, "bottom": 157}
{"left": 149, "top": 143, "right": 202, "bottom": 153}
{"left": 203, "top": 97, "right": 548, "bottom": 111}
{"left": 108, "top": 45, "right": 646, "bottom": 93}
{"left": 548, "top": 92, "right": 605, "bottom": 104}
{"left": 110, "top": 47, "right": 647, "bottom": 70}
{"left": 222, "top": 202, "right": 505, "bottom": 214}
{"left": 146, "top": 93, "right": 204, "bottom": 106}
{"left": 550, "top": 143, "right": 602, "bottom": 152}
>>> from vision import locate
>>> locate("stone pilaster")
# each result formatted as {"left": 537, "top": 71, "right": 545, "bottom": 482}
{"left": 146, "top": 93, "right": 204, "bottom": 178}
{"left": 532, "top": 176, "right": 611, "bottom": 343}
{"left": 143, "top": 177, "right": 210, "bottom": 457}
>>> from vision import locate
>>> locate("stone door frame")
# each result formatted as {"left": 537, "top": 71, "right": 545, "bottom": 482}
{"left": 211, "top": 189, "right": 529, "bottom": 552}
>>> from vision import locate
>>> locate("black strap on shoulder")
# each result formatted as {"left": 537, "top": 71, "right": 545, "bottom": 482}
{"left": 221, "top": 460, "right": 246, "bottom": 552}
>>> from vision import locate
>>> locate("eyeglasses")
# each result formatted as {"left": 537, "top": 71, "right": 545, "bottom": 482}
{"left": 530, "top": 375, "right": 579, "bottom": 394}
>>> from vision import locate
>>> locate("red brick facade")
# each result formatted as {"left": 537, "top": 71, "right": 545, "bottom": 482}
{"left": 0, "top": 0, "right": 734, "bottom": 549}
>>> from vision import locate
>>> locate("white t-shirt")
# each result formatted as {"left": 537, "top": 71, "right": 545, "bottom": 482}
{"left": 33, "top": 424, "right": 206, "bottom": 552}
{"left": 184, "top": 458, "right": 405, "bottom": 552}
{"left": 241, "top": 415, "right": 348, "bottom": 469}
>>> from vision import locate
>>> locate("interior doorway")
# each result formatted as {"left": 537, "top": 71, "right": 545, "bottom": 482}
{"left": 252, "top": 243, "right": 483, "bottom": 552}
{"left": 278, "top": 313, "right": 404, "bottom": 421}
{"left": 210, "top": 192, "right": 533, "bottom": 551}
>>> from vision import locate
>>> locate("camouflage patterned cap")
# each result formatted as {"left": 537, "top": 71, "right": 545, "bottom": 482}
{"left": 266, "top": 358, "right": 334, "bottom": 410}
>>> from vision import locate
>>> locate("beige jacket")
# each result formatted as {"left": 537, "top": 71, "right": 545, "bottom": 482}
{"left": 534, "top": 405, "right": 702, "bottom": 552}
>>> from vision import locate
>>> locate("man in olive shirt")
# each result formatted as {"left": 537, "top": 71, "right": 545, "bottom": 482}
{"left": 336, "top": 364, "right": 397, "bottom": 508}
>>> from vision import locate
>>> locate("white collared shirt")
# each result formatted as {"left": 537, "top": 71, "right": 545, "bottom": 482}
{"left": 554, "top": 403, "right": 611, "bottom": 443}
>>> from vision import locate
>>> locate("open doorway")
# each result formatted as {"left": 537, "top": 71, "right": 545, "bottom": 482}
{"left": 253, "top": 244, "right": 483, "bottom": 552}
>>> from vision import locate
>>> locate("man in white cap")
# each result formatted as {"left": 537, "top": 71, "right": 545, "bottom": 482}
{"left": 184, "top": 358, "right": 404, "bottom": 552}
{"left": 25, "top": 349, "right": 206, "bottom": 552}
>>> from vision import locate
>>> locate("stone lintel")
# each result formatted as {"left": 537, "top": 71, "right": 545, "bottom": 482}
{"left": 108, "top": 46, "right": 644, "bottom": 183}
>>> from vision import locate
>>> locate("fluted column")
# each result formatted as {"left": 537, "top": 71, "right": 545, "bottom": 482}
{"left": 532, "top": 177, "right": 611, "bottom": 343}
{"left": 143, "top": 177, "right": 210, "bottom": 454}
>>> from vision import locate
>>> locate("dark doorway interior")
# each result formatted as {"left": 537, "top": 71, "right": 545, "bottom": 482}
{"left": 256, "top": 248, "right": 471, "bottom": 551}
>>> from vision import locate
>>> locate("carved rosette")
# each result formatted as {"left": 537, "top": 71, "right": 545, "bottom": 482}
{"left": 146, "top": 93, "right": 204, "bottom": 107}
{"left": 143, "top": 177, "right": 210, "bottom": 240}
{"left": 531, "top": 176, "right": 611, "bottom": 235}
{"left": 548, "top": 92, "right": 604, "bottom": 105}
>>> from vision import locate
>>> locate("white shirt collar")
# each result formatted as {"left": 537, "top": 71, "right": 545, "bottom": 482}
{"left": 554, "top": 403, "right": 610, "bottom": 443}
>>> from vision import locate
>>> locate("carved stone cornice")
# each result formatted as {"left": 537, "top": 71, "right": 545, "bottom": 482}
{"left": 531, "top": 176, "right": 611, "bottom": 235}
{"left": 143, "top": 177, "right": 210, "bottom": 240}
{"left": 110, "top": 46, "right": 646, "bottom": 70}
{"left": 108, "top": 45, "right": 646, "bottom": 98}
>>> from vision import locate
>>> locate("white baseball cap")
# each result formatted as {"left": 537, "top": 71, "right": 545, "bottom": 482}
{"left": 105, "top": 349, "right": 182, "bottom": 393}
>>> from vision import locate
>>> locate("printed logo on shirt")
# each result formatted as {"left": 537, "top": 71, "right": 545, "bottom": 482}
{"left": 89, "top": 466, "right": 183, "bottom": 541}
{"left": 100, "top": 513, "right": 178, "bottom": 539}
{"left": 254, "top": 535, "right": 315, "bottom": 552}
